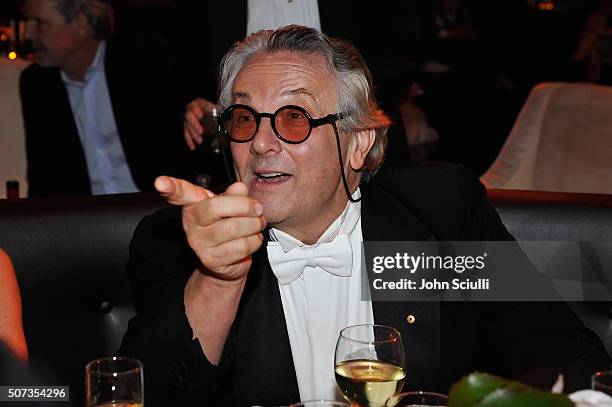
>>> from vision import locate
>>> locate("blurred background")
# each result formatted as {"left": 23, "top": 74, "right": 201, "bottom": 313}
{"left": 1, "top": 0, "right": 610, "bottom": 184}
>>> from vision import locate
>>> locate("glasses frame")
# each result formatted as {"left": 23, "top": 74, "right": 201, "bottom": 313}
{"left": 219, "top": 103, "right": 349, "bottom": 144}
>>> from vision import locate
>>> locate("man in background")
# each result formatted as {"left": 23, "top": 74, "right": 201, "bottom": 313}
{"left": 20, "top": 0, "right": 191, "bottom": 197}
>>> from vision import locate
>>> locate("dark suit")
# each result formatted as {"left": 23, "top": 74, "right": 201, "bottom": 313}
{"left": 120, "top": 164, "right": 610, "bottom": 406}
{"left": 20, "top": 38, "right": 192, "bottom": 198}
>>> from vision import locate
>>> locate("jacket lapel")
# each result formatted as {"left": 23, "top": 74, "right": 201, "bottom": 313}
{"left": 361, "top": 182, "right": 441, "bottom": 391}
{"left": 361, "top": 180, "right": 434, "bottom": 242}
{"left": 48, "top": 69, "right": 92, "bottom": 194}
{"left": 232, "top": 248, "right": 300, "bottom": 405}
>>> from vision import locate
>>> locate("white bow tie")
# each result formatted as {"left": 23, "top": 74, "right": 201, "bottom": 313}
{"left": 267, "top": 234, "right": 353, "bottom": 285}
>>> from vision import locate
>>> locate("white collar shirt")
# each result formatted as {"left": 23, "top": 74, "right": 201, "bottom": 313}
{"left": 61, "top": 41, "right": 139, "bottom": 195}
{"left": 267, "top": 189, "right": 374, "bottom": 401}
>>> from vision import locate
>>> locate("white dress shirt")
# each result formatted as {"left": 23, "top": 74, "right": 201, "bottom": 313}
{"left": 247, "top": 0, "right": 321, "bottom": 35}
{"left": 267, "top": 189, "right": 374, "bottom": 401}
{"left": 61, "top": 41, "right": 139, "bottom": 195}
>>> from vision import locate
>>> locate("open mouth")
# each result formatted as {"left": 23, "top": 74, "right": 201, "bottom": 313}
{"left": 255, "top": 172, "right": 291, "bottom": 183}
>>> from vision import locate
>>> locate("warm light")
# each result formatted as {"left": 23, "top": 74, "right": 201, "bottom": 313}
{"left": 8, "top": 52, "right": 17, "bottom": 60}
{"left": 537, "top": 1, "right": 555, "bottom": 10}
{"left": 0, "top": 34, "right": 8, "bottom": 41}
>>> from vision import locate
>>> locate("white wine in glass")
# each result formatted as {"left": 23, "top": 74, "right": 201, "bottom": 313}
{"left": 335, "top": 324, "right": 406, "bottom": 407}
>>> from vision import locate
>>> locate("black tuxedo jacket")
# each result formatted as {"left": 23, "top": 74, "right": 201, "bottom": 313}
{"left": 120, "top": 164, "right": 610, "bottom": 406}
{"left": 19, "top": 38, "right": 192, "bottom": 198}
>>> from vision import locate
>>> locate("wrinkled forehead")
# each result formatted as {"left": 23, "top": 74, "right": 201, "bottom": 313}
{"left": 231, "top": 51, "right": 338, "bottom": 112}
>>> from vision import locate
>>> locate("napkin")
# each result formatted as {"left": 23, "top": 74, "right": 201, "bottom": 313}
{"left": 569, "top": 390, "right": 612, "bottom": 407}
{"left": 551, "top": 374, "right": 612, "bottom": 406}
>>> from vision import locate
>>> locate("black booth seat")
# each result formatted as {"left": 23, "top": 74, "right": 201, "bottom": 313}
{"left": 488, "top": 189, "right": 612, "bottom": 363}
{"left": 1, "top": 189, "right": 612, "bottom": 405}
{"left": 0, "top": 193, "right": 167, "bottom": 405}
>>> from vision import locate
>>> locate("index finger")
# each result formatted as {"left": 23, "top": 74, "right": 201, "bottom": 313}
{"left": 184, "top": 127, "right": 196, "bottom": 151}
{"left": 155, "top": 176, "right": 215, "bottom": 206}
{"left": 187, "top": 99, "right": 205, "bottom": 118}
{"left": 185, "top": 109, "right": 204, "bottom": 136}
{"left": 189, "top": 195, "right": 264, "bottom": 226}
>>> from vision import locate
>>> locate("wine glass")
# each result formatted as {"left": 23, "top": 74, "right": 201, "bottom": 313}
{"left": 335, "top": 324, "right": 406, "bottom": 407}
{"left": 386, "top": 391, "right": 447, "bottom": 406}
{"left": 201, "top": 104, "right": 222, "bottom": 148}
{"left": 85, "top": 356, "right": 143, "bottom": 407}
{"left": 196, "top": 103, "right": 235, "bottom": 185}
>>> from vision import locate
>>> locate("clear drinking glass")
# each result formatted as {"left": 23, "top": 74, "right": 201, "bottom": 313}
{"left": 201, "top": 104, "right": 224, "bottom": 153}
{"left": 85, "top": 356, "right": 143, "bottom": 407}
{"left": 197, "top": 103, "right": 234, "bottom": 185}
{"left": 335, "top": 324, "right": 406, "bottom": 407}
{"left": 386, "top": 391, "right": 447, "bottom": 406}
{"left": 592, "top": 371, "right": 612, "bottom": 396}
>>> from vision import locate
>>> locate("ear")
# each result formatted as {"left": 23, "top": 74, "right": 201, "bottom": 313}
{"left": 348, "top": 129, "right": 375, "bottom": 171}
{"left": 72, "top": 12, "right": 91, "bottom": 36}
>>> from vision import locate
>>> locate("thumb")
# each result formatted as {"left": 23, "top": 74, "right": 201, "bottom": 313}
{"left": 223, "top": 181, "right": 249, "bottom": 197}
{"left": 154, "top": 176, "right": 215, "bottom": 206}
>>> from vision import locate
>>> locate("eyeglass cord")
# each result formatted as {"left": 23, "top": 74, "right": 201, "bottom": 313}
{"left": 332, "top": 122, "right": 362, "bottom": 203}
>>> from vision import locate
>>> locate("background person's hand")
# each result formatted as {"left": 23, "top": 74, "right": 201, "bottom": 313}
{"left": 155, "top": 176, "right": 265, "bottom": 282}
{"left": 184, "top": 98, "right": 220, "bottom": 151}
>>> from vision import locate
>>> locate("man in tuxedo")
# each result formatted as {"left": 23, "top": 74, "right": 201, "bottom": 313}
{"left": 20, "top": 0, "right": 190, "bottom": 197}
{"left": 120, "top": 26, "right": 610, "bottom": 406}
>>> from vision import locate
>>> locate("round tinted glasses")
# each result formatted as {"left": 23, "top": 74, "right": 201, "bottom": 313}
{"left": 219, "top": 104, "right": 350, "bottom": 144}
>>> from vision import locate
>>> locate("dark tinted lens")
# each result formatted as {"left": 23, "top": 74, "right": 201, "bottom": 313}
{"left": 275, "top": 107, "right": 311, "bottom": 142}
{"left": 223, "top": 107, "right": 256, "bottom": 141}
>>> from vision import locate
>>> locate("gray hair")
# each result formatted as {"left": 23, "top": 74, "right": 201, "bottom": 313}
{"left": 55, "top": 0, "right": 114, "bottom": 39}
{"left": 218, "top": 25, "right": 391, "bottom": 175}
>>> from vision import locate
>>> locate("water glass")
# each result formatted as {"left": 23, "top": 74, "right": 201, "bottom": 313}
{"left": 85, "top": 356, "right": 143, "bottom": 407}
